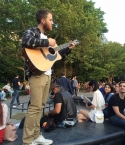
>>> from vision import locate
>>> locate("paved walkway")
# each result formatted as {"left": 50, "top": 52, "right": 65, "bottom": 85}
{"left": 3, "top": 92, "right": 93, "bottom": 124}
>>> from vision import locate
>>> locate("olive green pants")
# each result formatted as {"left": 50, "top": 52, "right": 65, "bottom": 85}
{"left": 23, "top": 74, "right": 51, "bottom": 145}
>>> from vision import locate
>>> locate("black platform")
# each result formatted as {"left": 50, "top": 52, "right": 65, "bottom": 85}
{"left": 1, "top": 121, "right": 125, "bottom": 145}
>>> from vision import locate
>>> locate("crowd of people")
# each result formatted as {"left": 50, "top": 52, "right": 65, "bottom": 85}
{"left": 1, "top": 77, "right": 125, "bottom": 144}
{"left": 50, "top": 79, "right": 125, "bottom": 131}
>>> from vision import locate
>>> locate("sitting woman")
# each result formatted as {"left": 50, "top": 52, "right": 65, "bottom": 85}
{"left": 0, "top": 96, "right": 8, "bottom": 143}
{"left": 103, "top": 83, "right": 115, "bottom": 119}
{"left": 77, "top": 80, "right": 105, "bottom": 122}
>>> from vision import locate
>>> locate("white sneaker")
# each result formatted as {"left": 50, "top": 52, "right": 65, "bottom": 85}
{"left": 4, "top": 98, "right": 7, "bottom": 101}
{"left": 29, "top": 142, "right": 37, "bottom": 145}
{"left": 12, "top": 105, "right": 16, "bottom": 108}
{"left": 33, "top": 135, "right": 53, "bottom": 145}
{"left": 18, "top": 103, "right": 23, "bottom": 106}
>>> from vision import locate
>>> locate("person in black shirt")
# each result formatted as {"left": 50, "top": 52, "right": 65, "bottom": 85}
{"left": 108, "top": 81, "right": 125, "bottom": 128}
{"left": 10, "top": 74, "right": 21, "bottom": 107}
{"left": 46, "top": 84, "right": 77, "bottom": 126}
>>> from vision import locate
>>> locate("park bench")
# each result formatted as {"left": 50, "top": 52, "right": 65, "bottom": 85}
{"left": 9, "top": 100, "right": 54, "bottom": 119}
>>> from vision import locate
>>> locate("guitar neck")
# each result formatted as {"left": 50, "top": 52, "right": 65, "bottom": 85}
{"left": 54, "top": 42, "right": 71, "bottom": 51}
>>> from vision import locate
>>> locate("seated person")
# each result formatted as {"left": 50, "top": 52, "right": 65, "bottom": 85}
{"left": 108, "top": 81, "right": 125, "bottom": 129}
{"left": 45, "top": 84, "right": 77, "bottom": 128}
{"left": 3, "top": 83, "right": 14, "bottom": 97}
{"left": 77, "top": 80, "right": 105, "bottom": 122}
{"left": 0, "top": 89, "right": 7, "bottom": 101}
{"left": 114, "top": 83, "right": 119, "bottom": 94}
{"left": 103, "top": 83, "right": 114, "bottom": 119}
{"left": 0, "top": 96, "right": 9, "bottom": 143}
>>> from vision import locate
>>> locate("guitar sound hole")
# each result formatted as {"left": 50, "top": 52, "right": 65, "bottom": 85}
{"left": 48, "top": 47, "right": 55, "bottom": 54}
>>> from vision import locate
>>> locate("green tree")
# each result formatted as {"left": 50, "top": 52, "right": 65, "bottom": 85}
{"left": 0, "top": 0, "right": 108, "bottom": 82}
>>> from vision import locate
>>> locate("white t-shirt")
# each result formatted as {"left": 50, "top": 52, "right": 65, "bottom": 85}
{"left": 92, "top": 89, "right": 105, "bottom": 110}
{"left": 0, "top": 103, "right": 8, "bottom": 130}
{"left": 3, "top": 85, "right": 11, "bottom": 92}
{"left": 40, "top": 33, "right": 51, "bottom": 76}
{"left": 88, "top": 89, "right": 105, "bottom": 122}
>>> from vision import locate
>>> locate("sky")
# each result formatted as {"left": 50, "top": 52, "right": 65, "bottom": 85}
{"left": 92, "top": 0, "right": 125, "bottom": 45}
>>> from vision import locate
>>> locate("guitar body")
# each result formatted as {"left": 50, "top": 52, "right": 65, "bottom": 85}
{"left": 22, "top": 40, "right": 79, "bottom": 75}
{"left": 22, "top": 47, "right": 61, "bottom": 75}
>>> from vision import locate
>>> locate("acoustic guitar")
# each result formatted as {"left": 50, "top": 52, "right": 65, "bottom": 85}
{"left": 22, "top": 40, "right": 79, "bottom": 75}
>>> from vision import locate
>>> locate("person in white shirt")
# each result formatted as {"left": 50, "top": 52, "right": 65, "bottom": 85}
{"left": 3, "top": 83, "right": 14, "bottom": 97}
{"left": 77, "top": 80, "right": 105, "bottom": 122}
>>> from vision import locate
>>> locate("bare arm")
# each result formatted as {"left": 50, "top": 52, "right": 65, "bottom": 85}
{"left": 18, "top": 82, "right": 21, "bottom": 86}
{"left": 113, "top": 106, "right": 125, "bottom": 120}
{"left": 46, "top": 103, "right": 62, "bottom": 116}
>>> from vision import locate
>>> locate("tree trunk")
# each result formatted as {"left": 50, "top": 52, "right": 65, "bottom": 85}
{"left": 108, "top": 76, "right": 113, "bottom": 84}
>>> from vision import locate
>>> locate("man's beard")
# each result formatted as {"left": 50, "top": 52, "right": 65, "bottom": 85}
{"left": 43, "top": 23, "right": 51, "bottom": 31}
{"left": 120, "top": 91, "right": 125, "bottom": 94}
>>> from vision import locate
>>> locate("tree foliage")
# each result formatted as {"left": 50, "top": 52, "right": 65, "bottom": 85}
{"left": 0, "top": 0, "right": 124, "bottom": 84}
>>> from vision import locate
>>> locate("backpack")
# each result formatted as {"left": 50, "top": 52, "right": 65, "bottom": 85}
{"left": 40, "top": 116, "right": 57, "bottom": 132}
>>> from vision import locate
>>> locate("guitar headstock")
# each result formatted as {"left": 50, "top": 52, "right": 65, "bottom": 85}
{"left": 72, "top": 39, "right": 79, "bottom": 45}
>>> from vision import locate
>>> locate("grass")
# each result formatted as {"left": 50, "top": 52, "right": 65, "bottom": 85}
{"left": 11, "top": 112, "right": 26, "bottom": 120}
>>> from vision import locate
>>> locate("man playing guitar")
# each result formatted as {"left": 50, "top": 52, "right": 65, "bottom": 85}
{"left": 22, "top": 9, "right": 76, "bottom": 145}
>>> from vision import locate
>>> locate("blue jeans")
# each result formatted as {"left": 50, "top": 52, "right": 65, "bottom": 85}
{"left": 9, "top": 90, "right": 14, "bottom": 97}
{"left": 0, "top": 91, "right": 6, "bottom": 100}
{"left": 57, "top": 118, "right": 77, "bottom": 128}
{"left": 109, "top": 115, "right": 125, "bottom": 129}
{"left": 57, "top": 121, "right": 66, "bottom": 128}
{"left": 73, "top": 87, "right": 77, "bottom": 96}
{"left": 10, "top": 89, "right": 20, "bottom": 105}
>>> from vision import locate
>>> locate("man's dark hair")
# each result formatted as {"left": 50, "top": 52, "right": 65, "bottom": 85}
{"left": 89, "top": 80, "right": 99, "bottom": 91}
{"left": 61, "top": 71, "right": 66, "bottom": 76}
{"left": 36, "top": 9, "right": 52, "bottom": 24}
{"left": 15, "top": 74, "right": 19, "bottom": 77}
{"left": 51, "top": 83, "right": 61, "bottom": 90}
{"left": 119, "top": 81, "right": 125, "bottom": 85}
